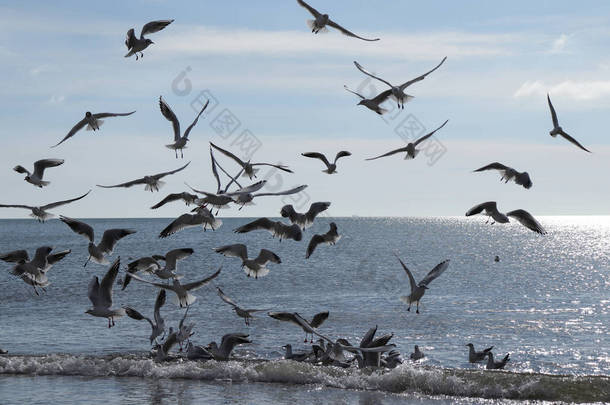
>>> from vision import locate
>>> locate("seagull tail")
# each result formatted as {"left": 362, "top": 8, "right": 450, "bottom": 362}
{"left": 399, "top": 295, "right": 412, "bottom": 305}
{"left": 39, "top": 180, "right": 50, "bottom": 187}
{"left": 306, "top": 19, "right": 316, "bottom": 30}
{"left": 244, "top": 267, "right": 269, "bottom": 279}
{"left": 86, "top": 120, "right": 104, "bottom": 131}
{"left": 175, "top": 293, "right": 197, "bottom": 307}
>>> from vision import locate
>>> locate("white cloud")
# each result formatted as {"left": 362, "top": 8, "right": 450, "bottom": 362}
{"left": 549, "top": 33, "right": 569, "bottom": 54}
{"left": 514, "top": 80, "right": 610, "bottom": 100}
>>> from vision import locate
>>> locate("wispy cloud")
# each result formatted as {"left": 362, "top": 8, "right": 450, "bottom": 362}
{"left": 549, "top": 33, "right": 569, "bottom": 54}
{"left": 514, "top": 80, "right": 610, "bottom": 100}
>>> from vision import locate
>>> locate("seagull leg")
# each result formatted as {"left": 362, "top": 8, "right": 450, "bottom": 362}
{"left": 108, "top": 318, "right": 111, "bottom": 328}
{"left": 175, "top": 149, "right": 178, "bottom": 159}
{"left": 83, "top": 256, "right": 91, "bottom": 268}
{"left": 135, "top": 54, "right": 139, "bottom": 61}
{"left": 111, "top": 317, "right": 115, "bottom": 327}
{"left": 181, "top": 149, "right": 184, "bottom": 158}
{"left": 416, "top": 302, "right": 420, "bottom": 314}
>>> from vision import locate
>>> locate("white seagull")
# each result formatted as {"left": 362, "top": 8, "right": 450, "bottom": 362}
{"left": 13, "top": 159, "right": 64, "bottom": 188}
{"left": 122, "top": 248, "right": 194, "bottom": 290}
{"left": 216, "top": 287, "right": 270, "bottom": 326}
{"left": 395, "top": 254, "right": 450, "bottom": 313}
{"left": 547, "top": 94, "right": 591, "bottom": 153}
{"left": 366, "top": 120, "right": 449, "bottom": 160}
{"left": 159, "top": 96, "right": 209, "bottom": 158}
{"left": 354, "top": 57, "right": 447, "bottom": 109}
{"left": 344, "top": 85, "right": 391, "bottom": 115}
{"left": 85, "top": 258, "right": 126, "bottom": 328}
{"left": 301, "top": 151, "right": 351, "bottom": 174}
{"left": 52, "top": 111, "right": 135, "bottom": 147}
{"left": 473, "top": 163, "right": 532, "bottom": 189}
{"left": 214, "top": 244, "right": 281, "bottom": 279}
{"left": 210, "top": 142, "right": 293, "bottom": 179}
{"left": 97, "top": 162, "right": 190, "bottom": 192}
{"left": 296, "top": 0, "right": 380, "bottom": 41}
{"left": 125, "top": 20, "right": 174, "bottom": 60}
{"left": 0, "top": 190, "right": 90, "bottom": 222}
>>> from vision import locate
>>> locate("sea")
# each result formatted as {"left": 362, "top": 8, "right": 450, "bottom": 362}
{"left": 0, "top": 216, "right": 608, "bottom": 404}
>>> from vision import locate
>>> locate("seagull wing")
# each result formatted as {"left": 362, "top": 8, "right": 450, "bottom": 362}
{"left": 419, "top": 259, "right": 450, "bottom": 287}
{"left": 0, "top": 250, "right": 29, "bottom": 263}
{"left": 163, "top": 248, "right": 194, "bottom": 270}
{"left": 250, "top": 163, "right": 293, "bottom": 174}
{"left": 343, "top": 85, "right": 364, "bottom": 99}
{"left": 227, "top": 180, "right": 267, "bottom": 196}
{"left": 333, "top": 150, "right": 352, "bottom": 164}
{"left": 46, "top": 249, "right": 71, "bottom": 266}
{"left": 216, "top": 287, "right": 238, "bottom": 308}
{"left": 465, "top": 201, "right": 497, "bottom": 217}
{"left": 254, "top": 185, "right": 307, "bottom": 198}
{"left": 98, "top": 228, "right": 136, "bottom": 255}
{"left": 210, "top": 149, "right": 222, "bottom": 193}
{"left": 413, "top": 119, "right": 449, "bottom": 146}
{"left": 214, "top": 244, "right": 248, "bottom": 261}
{"left": 99, "top": 258, "right": 121, "bottom": 308}
{"left": 547, "top": 94, "right": 559, "bottom": 128}
{"left": 305, "top": 202, "right": 331, "bottom": 222}
{"left": 150, "top": 193, "right": 197, "bottom": 209}
{"left": 210, "top": 142, "right": 246, "bottom": 167}
{"left": 506, "top": 209, "right": 547, "bottom": 234}
{"left": 558, "top": 130, "right": 591, "bottom": 153}
{"left": 183, "top": 99, "right": 209, "bottom": 139}
{"left": 153, "top": 161, "right": 191, "bottom": 180}
{"left": 125, "top": 28, "right": 137, "bottom": 49}
{"left": 233, "top": 218, "right": 276, "bottom": 234}
{"left": 353, "top": 61, "right": 393, "bottom": 89}
{"left": 473, "top": 162, "right": 510, "bottom": 172}
{"left": 182, "top": 268, "right": 222, "bottom": 291}
{"left": 306, "top": 234, "right": 324, "bottom": 259}
{"left": 128, "top": 272, "right": 176, "bottom": 290}
{"left": 140, "top": 19, "right": 174, "bottom": 37}
{"left": 59, "top": 216, "right": 94, "bottom": 242}
{"left": 153, "top": 289, "right": 167, "bottom": 325}
{"left": 365, "top": 146, "right": 408, "bottom": 161}
{"left": 296, "top": 0, "right": 321, "bottom": 18}
{"left": 309, "top": 311, "right": 329, "bottom": 328}
{"left": 326, "top": 19, "right": 379, "bottom": 41}
{"left": 158, "top": 213, "right": 202, "bottom": 238}
{"left": 92, "top": 111, "right": 136, "bottom": 119}
{"left": 301, "top": 152, "right": 331, "bottom": 169}
{"left": 398, "top": 56, "right": 447, "bottom": 91}
{"left": 97, "top": 178, "right": 147, "bottom": 188}
{"left": 41, "top": 190, "right": 91, "bottom": 210}
{"left": 254, "top": 249, "right": 281, "bottom": 266}
{"left": 370, "top": 89, "right": 393, "bottom": 103}
{"left": 394, "top": 254, "right": 418, "bottom": 294}
{"left": 159, "top": 96, "right": 180, "bottom": 141}
{"left": 0, "top": 204, "right": 33, "bottom": 210}
{"left": 52, "top": 117, "right": 88, "bottom": 147}
{"left": 33, "top": 159, "right": 64, "bottom": 179}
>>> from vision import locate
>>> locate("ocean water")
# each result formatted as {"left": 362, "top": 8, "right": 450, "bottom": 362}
{"left": 0, "top": 216, "right": 609, "bottom": 404}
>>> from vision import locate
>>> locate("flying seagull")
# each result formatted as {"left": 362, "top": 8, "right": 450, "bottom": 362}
{"left": 296, "top": 0, "right": 379, "bottom": 41}
{"left": 85, "top": 258, "right": 126, "bottom": 328}
{"left": 547, "top": 94, "right": 591, "bottom": 153}
{"left": 216, "top": 287, "right": 270, "bottom": 326}
{"left": 281, "top": 202, "right": 330, "bottom": 230}
{"left": 159, "top": 96, "right": 209, "bottom": 158}
{"left": 97, "top": 162, "right": 190, "bottom": 192}
{"left": 150, "top": 192, "right": 200, "bottom": 209}
{"left": 395, "top": 254, "right": 450, "bottom": 313}
{"left": 225, "top": 182, "right": 308, "bottom": 209}
{"left": 506, "top": 209, "right": 547, "bottom": 235}
{"left": 158, "top": 210, "right": 222, "bottom": 238}
{"left": 344, "top": 85, "right": 391, "bottom": 115}
{"left": 210, "top": 142, "right": 293, "bottom": 179}
{"left": 473, "top": 163, "right": 532, "bottom": 189}
{"left": 185, "top": 184, "right": 234, "bottom": 212}
{"left": 128, "top": 268, "right": 221, "bottom": 307}
{"left": 234, "top": 218, "right": 303, "bottom": 241}
{"left": 268, "top": 311, "right": 330, "bottom": 342}
{"left": 214, "top": 244, "right": 281, "bottom": 279}
{"left": 59, "top": 215, "right": 136, "bottom": 266}
{"left": 124, "top": 290, "right": 167, "bottom": 345}
{"left": 354, "top": 57, "right": 447, "bottom": 109}
{"left": 486, "top": 352, "right": 510, "bottom": 370}
{"left": 306, "top": 222, "right": 341, "bottom": 259}
{"left": 52, "top": 111, "right": 135, "bottom": 147}
{"left": 125, "top": 20, "right": 174, "bottom": 60}
{"left": 301, "top": 151, "right": 351, "bottom": 174}
{"left": 13, "top": 159, "right": 64, "bottom": 188}
{"left": 1, "top": 246, "right": 70, "bottom": 294}
{"left": 0, "top": 190, "right": 90, "bottom": 222}
{"left": 206, "top": 333, "right": 252, "bottom": 361}
{"left": 122, "top": 248, "right": 194, "bottom": 289}
{"left": 465, "top": 201, "right": 509, "bottom": 225}
{"left": 466, "top": 343, "right": 493, "bottom": 363}
{"left": 366, "top": 120, "right": 449, "bottom": 161}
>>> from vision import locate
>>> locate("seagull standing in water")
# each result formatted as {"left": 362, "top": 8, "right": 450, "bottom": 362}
{"left": 343, "top": 85, "right": 391, "bottom": 115}
{"left": 473, "top": 163, "right": 532, "bottom": 189}
{"left": 301, "top": 151, "right": 351, "bottom": 174}
{"left": 13, "top": 159, "right": 64, "bottom": 188}
{"left": 59, "top": 216, "right": 136, "bottom": 266}
{"left": 354, "top": 57, "right": 447, "bottom": 109}
{"left": 394, "top": 254, "right": 450, "bottom": 313}
{"left": 486, "top": 352, "right": 510, "bottom": 369}
{"left": 125, "top": 20, "right": 174, "bottom": 60}
{"left": 547, "top": 94, "right": 591, "bottom": 153}
{"left": 206, "top": 333, "right": 252, "bottom": 361}
{"left": 296, "top": 0, "right": 380, "bottom": 41}
{"left": 216, "top": 287, "right": 270, "bottom": 325}
{"left": 366, "top": 120, "right": 449, "bottom": 161}
{"left": 85, "top": 258, "right": 126, "bottom": 328}
{"left": 410, "top": 345, "right": 425, "bottom": 361}
{"left": 0, "top": 190, "right": 90, "bottom": 222}
{"left": 97, "top": 162, "right": 190, "bottom": 192}
{"left": 214, "top": 244, "right": 281, "bottom": 279}
{"left": 466, "top": 343, "right": 494, "bottom": 363}
{"left": 124, "top": 290, "right": 167, "bottom": 345}
{"left": 52, "top": 111, "right": 135, "bottom": 147}
{"left": 159, "top": 96, "right": 209, "bottom": 158}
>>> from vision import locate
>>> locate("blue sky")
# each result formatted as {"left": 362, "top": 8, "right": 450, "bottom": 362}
{"left": 0, "top": 0, "right": 609, "bottom": 218}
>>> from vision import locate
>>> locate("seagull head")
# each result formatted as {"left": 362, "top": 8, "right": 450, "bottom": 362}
{"left": 146, "top": 39, "right": 154, "bottom": 45}
{"left": 357, "top": 100, "right": 366, "bottom": 106}
{"left": 85, "top": 111, "right": 92, "bottom": 117}
{"left": 85, "top": 309, "right": 93, "bottom": 315}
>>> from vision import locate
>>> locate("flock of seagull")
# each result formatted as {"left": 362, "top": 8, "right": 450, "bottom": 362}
{"left": 1, "top": 0, "right": 594, "bottom": 371}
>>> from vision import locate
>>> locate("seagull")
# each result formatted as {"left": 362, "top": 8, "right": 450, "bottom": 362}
{"left": 343, "top": 85, "right": 391, "bottom": 115}
{"left": 125, "top": 20, "right": 174, "bottom": 60}
{"left": 268, "top": 311, "right": 329, "bottom": 342}
{"left": 150, "top": 192, "right": 200, "bottom": 209}
{"left": 466, "top": 343, "right": 494, "bottom": 363}
{"left": 282, "top": 344, "right": 311, "bottom": 362}
{"left": 127, "top": 268, "right": 221, "bottom": 307}
{"left": 547, "top": 94, "right": 591, "bottom": 153}
{"left": 206, "top": 333, "right": 252, "bottom": 361}
{"left": 186, "top": 342, "right": 213, "bottom": 361}
{"left": 366, "top": 120, "right": 449, "bottom": 161}
{"left": 486, "top": 352, "right": 510, "bottom": 370}
{"left": 384, "top": 350, "right": 404, "bottom": 369}
{"left": 13, "top": 159, "right": 64, "bottom": 188}
{"left": 216, "top": 287, "right": 270, "bottom": 326}
{"left": 214, "top": 244, "right": 281, "bottom": 279}
{"left": 296, "top": 0, "right": 380, "bottom": 41}
{"left": 233, "top": 218, "right": 303, "bottom": 242}
{"left": 122, "top": 248, "right": 193, "bottom": 290}
{"left": 85, "top": 258, "right": 126, "bottom": 328}
{"left": 301, "top": 151, "right": 351, "bottom": 174}
{"left": 158, "top": 211, "right": 222, "bottom": 238}
{"left": 124, "top": 290, "right": 167, "bottom": 345}
{"left": 394, "top": 254, "right": 450, "bottom": 314}
{"left": 506, "top": 209, "right": 547, "bottom": 235}
{"left": 175, "top": 306, "right": 195, "bottom": 351}
{"left": 473, "top": 163, "right": 532, "bottom": 189}
{"left": 59, "top": 215, "right": 136, "bottom": 266}
{"left": 1, "top": 246, "right": 70, "bottom": 294}
{"left": 52, "top": 111, "right": 136, "bottom": 147}
{"left": 410, "top": 345, "right": 425, "bottom": 361}
{"left": 185, "top": 183, "right": 234, "bottom": 212}
{"left": 357, "top": 325, "right": 395, "bottom": 367}
{"left": 159, "top": 96, "right": 209, "bottom": 158}
{"left": 225, "top": 182, "right": 308, "bottom": 209}
{"left": 306, "top": 222, "right": 340, "bottom": 259}
{"left": 465, "top": 201, "right": 509, "bottom": 225}
{"left": 210, "top": 142, "right": 293, "bottom": 179}
{"left": 354, "top": 57, "right": 447, "bottom": 109}
{"left": 0, "top": 190, "right": 91, "bottom": 222}
{"left": 97, "top": 162, "right": 190, "bottom": 192}
{"left": 154, "top": 330, "right": 178, "bottom": 362}
{"left": 281, "top": 202, "right": 330, "bottom": 230}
